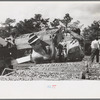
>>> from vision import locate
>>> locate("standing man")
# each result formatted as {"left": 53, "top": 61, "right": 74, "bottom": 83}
{"left": 0, "top": 37, "right": 13, "bottom": 75}
{"left": 90, "top": 37, "right": 100, "bottom": 63}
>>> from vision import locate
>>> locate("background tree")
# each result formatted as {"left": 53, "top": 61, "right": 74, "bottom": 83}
{"left": 61, "top": 13, "right": 73, "bottom": 27}
{"left": 83, "top": 20, "right": 100, "bottom": 42}
{"left": 2, "top": 18, "right": 15, "bottom": 33}
{"left": 0, "top": 18, "right": 15, "bottom": 38}
{"left": 50, "top": 13, "right": 73, "bottom": 28}
{"left": 13, "top": 14, "right": 50, "bottom": 36}
{"left": 50, "top": 19, "right": 60, "bottom": 28}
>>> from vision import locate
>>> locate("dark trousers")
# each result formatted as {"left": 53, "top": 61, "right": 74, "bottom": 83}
{"left": 91, "top": 48, "right": 99, "bottom": 63}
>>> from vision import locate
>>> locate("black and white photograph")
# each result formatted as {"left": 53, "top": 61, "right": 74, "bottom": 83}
{"left": 0, "top": 1, "right": 100, "bottom": 81}
{"left": 1, "top": 1, "right": 100, "bottom": 99}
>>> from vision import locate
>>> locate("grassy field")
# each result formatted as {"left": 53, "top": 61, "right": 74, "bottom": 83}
{"left": 0, "top": 56, "right": 100, "bottom": 81}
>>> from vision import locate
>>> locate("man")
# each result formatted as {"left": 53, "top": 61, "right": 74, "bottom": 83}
{"left": 90, "top": 37, "right": 100, "bottom": 63}
{"left": 0, "top": 37, "right": 13, "bottom": 75}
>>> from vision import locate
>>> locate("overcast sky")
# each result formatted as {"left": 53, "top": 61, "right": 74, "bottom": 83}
{"left": 0, "top": 1, "right": 100, "bottom": 28}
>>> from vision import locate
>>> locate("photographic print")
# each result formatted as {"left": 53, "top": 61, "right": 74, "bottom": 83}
{"left": 0, "top": 1, "right": 100, "bottom": 99}
{"left": 0, "top": 1, "right": 99, "bottom": 81}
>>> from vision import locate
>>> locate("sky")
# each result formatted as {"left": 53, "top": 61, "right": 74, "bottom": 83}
{"left": 0, "top": 1, "right": 100, "bottom": 28}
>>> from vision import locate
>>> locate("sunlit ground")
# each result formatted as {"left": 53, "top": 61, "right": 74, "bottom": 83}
{"left": 0, "top": 56, "right": 100, "bottom": 81}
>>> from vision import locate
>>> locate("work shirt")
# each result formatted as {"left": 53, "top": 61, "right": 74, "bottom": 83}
{"left": 91, "top": 40, "right": 100, "bottom": 49}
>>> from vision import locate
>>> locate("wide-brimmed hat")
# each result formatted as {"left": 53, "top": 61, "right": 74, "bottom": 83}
{"left": 28, "top": 33, "right": 39, "bottom": 45}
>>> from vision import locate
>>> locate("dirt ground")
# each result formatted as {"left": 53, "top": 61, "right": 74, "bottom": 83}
{"left": 0, "top": 56, "right": 100, "bottom": 81}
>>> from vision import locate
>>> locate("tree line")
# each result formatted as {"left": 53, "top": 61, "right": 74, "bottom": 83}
{"left": 0, "top": 13, "right": 72, "bottom": 38}
{"left": 0, "top": 13, "right": 100, "bottom": 44}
